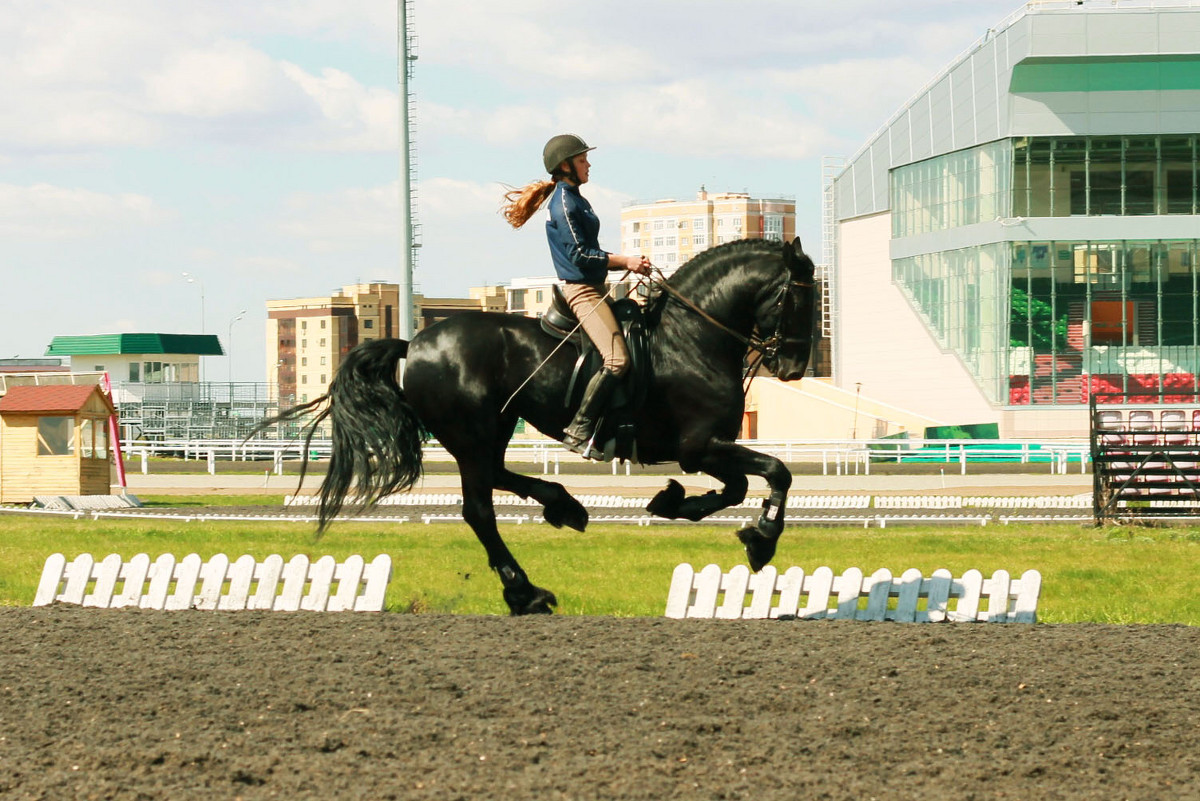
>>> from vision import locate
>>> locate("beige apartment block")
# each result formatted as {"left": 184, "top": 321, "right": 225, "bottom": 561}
{"left": 266, "top": 282, "right": 403, "bottom": 404}
{"left": 267, "top": 283, "right": 511, "bottom": 403}
{"left": 620, "top": 188, "right": 796, "bottom": 276}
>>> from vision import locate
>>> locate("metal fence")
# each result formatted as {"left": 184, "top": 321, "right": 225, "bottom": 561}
{"left": 118, "top": 437, "right": 1092, "bottom": 477}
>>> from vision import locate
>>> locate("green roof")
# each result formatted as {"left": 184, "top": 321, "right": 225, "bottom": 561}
{"left": 46, "top": 334, "right": 225, "bottom": 357}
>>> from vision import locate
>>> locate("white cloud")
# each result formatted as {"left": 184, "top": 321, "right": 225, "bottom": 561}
{"left": 277, "top": 183, "right": 400, "bottom": 253}
{"left": 0, "top": 183, "right": 172, "bottom": 239}
{"left": 0, "top": 3, "right": 399, "bottom": 155}
{"left": 144, "top": 41, "right": 305, "bottom": 119}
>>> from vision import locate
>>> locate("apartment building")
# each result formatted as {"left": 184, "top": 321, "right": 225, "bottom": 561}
{"left": 267, "top": 283, "right": 509, "bottom": 402}
{"left": 620, "top": 188, "right": 797, "bottom": 276}
{"left": 266, "top": 283, "right": 402, "bottom": 404}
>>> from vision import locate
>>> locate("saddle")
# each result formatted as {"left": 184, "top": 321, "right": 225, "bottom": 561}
{"left": 540, "top": 284, "right": 652, "bottom": 462}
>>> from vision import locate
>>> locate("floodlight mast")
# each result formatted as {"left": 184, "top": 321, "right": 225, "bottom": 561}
{"left": 398, "top": 0, "right": 417, "bottom": 339}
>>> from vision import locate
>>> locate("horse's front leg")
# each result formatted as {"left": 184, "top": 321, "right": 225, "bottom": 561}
{"left": 649, "top": 441, "right": 791, "bottom": 572}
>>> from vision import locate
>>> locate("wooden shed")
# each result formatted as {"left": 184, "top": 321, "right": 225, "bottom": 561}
{"left": 0, "top": 385, "right": 115, "bottom": 503}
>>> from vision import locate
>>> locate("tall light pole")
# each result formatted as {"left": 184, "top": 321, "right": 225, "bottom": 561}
{"left": 852, "top": 382, "right": 862, "bottom": 440}
{"left": 398, "top": 0, "right": 416, "bottom": 338}
{"left": 228, "top": 309, "right": 246, "bottom": 384}
{"left": 181, "top": 272, "right": 206, "bottom": 332}
{"left": 181, "top": 272, "right": 206, "bottom": 382}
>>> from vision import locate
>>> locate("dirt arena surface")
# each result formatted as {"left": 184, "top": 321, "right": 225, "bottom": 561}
{"left": 1, "top": 609, "right": 1196, "bottom": 800}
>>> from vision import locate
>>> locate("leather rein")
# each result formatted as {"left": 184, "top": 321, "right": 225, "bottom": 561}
{"left": 649, "top": 268, "right": 813, "bottom": 374}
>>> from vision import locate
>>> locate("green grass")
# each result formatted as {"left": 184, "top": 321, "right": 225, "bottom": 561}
{"left": 0, "top": 512, "right": 1197, "bottom": 623}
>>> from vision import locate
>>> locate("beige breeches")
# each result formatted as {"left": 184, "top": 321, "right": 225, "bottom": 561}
{"left": 559, "top": 282, "right": 629, "bottom": 376}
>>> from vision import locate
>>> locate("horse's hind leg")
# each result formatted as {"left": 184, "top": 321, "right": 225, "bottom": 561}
{"left": 496, "top": 469, "right": 589, "bottom": 532}
{"left": 458, "top": 462, "right": 558, "bottom": 615}
{"left": 647, "top": 474, "right": 749, "bottom": 522}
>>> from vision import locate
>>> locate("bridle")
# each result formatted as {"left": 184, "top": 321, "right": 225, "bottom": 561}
{"left": 650, "top": 266, "right": 813, "bottom": 377}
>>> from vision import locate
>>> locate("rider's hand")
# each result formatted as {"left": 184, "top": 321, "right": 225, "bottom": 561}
{"left": 627, "top": 254, "right": 652, "bottom": 276}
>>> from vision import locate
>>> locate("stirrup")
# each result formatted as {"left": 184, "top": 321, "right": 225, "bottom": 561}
{"left": 563, "top": 431, "right": 605, "bottom": 461}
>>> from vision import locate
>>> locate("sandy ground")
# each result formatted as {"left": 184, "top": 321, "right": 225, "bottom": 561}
{"left": 1, "top": 608, "right": 1196, "bottom": 800}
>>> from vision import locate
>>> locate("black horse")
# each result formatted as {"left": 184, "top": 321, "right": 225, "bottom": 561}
{"left": 275, "top": 237, "right": 817, "bottom": 615}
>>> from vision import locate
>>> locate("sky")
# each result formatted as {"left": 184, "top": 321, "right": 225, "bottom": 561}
{"left": 2, "top": 0, "right": 1028, "bottom": 382}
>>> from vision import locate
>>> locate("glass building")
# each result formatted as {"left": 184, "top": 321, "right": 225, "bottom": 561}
{"left": 829, "top": 1, "right": 1200, "bottom": 436}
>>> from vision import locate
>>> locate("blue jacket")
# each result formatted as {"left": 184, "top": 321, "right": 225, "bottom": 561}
{"left": 546, "top": 181, "right": 610, "bottom": 283}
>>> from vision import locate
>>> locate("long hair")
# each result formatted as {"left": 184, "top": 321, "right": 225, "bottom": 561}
{"left": 501, "top": 178, "right": 556, "bottom": 229}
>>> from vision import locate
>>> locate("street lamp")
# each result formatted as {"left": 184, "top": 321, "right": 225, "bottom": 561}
{"left": 851, "top": 382, "right": 862, "bottom": 440}
{"left": 228, "top": 309, "right": 247, "bottom": 384}
{"left": 180, "top": 272, "right": 206, "bottom": 332}
{"left": 181, "top": 272, "right": 206, "bottom": 382}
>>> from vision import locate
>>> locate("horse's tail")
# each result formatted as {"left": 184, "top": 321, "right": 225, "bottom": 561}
{"left": 317, "top": 337, "right": 427, "bottom": 531}
{"left": 250, "top": 338, "right": 426, "bottom": 532}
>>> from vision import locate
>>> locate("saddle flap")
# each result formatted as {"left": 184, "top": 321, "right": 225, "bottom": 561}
{"left": 539, "top": 284, "right": 579, "bottom": 341}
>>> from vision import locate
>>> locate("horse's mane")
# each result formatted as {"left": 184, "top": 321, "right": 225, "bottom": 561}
{"left": 665, "top": 238, "right": 781, "bottom": 291}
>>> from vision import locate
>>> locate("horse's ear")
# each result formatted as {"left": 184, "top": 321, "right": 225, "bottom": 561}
{"left": 784, "top": 237, "right": 804, "bottom": 266}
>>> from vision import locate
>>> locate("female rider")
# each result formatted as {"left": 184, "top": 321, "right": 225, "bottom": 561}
{"left": 502, "top": 134, "right": 651, "bottom": 459}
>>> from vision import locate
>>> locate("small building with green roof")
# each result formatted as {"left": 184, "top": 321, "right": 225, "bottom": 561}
{"left": 46, "top": 334, "right": 224, "bottom": 384}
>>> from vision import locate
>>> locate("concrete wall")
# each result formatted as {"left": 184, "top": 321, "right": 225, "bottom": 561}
{"left": 834, "top": 212, "right": 999, "bottom": 429}
{"left": 748, "top": 378, "right": 944, "bottom": 441}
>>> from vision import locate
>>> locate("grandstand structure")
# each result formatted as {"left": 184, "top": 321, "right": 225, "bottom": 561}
{"left": 1091, "top": 391, "right": 1200, "bottom": 523}
{"left": 0, "top": 373, "right": 310, "bottom": 443}
{"left": 109, "top": 381, "right": 298, "bottom": 442}
{"left": 828, "top": 0, "right": 1200, "bottom": 438}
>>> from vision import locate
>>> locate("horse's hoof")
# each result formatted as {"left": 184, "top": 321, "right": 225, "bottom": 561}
{"left": 737, "top": 526, "right": 778, "bottom": 572}
{"left": 504, "top": 586, "right": 558, "bottom": 616}
{"left": 544, "top": 497, "right": 589, "bottom": 532}
{"left": 646, "top": 479, "right": 685, "bottom": 518}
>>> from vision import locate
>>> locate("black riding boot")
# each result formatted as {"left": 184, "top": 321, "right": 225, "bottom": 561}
{"left": 562, "top": 369, "right": 619, "bottom": 460}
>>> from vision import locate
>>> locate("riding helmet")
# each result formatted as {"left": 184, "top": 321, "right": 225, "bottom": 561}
{"left": 543, "top": 134, "right": 595, "bottom": 174}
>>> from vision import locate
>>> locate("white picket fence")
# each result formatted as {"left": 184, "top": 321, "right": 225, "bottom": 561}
{"left": 34, "top": 553, "right": 392, "bottom": 612}
{"left": 665, "top": 563, "right": 1041, "bottom": 623}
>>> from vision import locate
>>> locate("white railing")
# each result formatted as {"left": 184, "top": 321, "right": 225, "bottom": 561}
{"left": 117, "top": 437, "right": 1092, "bottom": 477}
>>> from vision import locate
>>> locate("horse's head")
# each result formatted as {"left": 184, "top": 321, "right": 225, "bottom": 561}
{"left": 755, "top": 238, "right": 817, "bottom": 382}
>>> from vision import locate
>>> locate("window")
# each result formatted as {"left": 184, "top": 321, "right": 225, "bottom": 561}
{"left": 535, "top": 290, "right": 544, "bottom": 303}
{"left": 37, "top": 417, "right": 73, "bottom": 456}
{"left": 320, "top": 374, "right": 327, "bottom": 384}
{"left": 654, "top": 220, "right": 664, "bottom": 231}
{"left": 77, "top": 419, "right": 107, "bottom": 459}
{"left": 301, "top": 357, "right": 308, "bottom": 366}
{"left": 302, "top": 375, "right": 308, "bottom": 384}
{"left": 319, "top": 338, "right": 326, "bottom": 347}
{"left": 320, "top": 319, "right": 326, "bottom": 329}
{"left": 693, "top": 218, "right": 706, "bottom": 230}
{"left": 301, "top": 320, "right": 307, "bottom": 330}
{"left": 80, "top": 419, "right": 95, "bottom": 458}
{"left": 128, "top": 362, "right": 140, "bottom": 382}
{"left": 693, "top": 235, "right": 707, "bottom": 246}
{"left": 363, "top": 319, "right": 374, "bottom": 329}
{"left": 320, "top": 356, "right": 327, "bottom": 366}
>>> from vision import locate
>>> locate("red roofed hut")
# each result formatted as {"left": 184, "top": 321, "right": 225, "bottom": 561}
{"left": 0, "top": 385, "right": 115, "bottom": 502}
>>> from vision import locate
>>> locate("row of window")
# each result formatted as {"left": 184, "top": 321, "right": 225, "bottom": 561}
{"left": 35, "top": 417, "right": 109, "bottom": 459}
{"left": 892, "top": 135, "right": 1200, "bottom": 239}
{"left": 630, "top": 218, "right": 710, "bottom": 232}
{"left": 893, "top": 238, "right": 1200, "bottom": 406}
{"left": 127, "top": 361, "right": 200, "bottom": 384}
